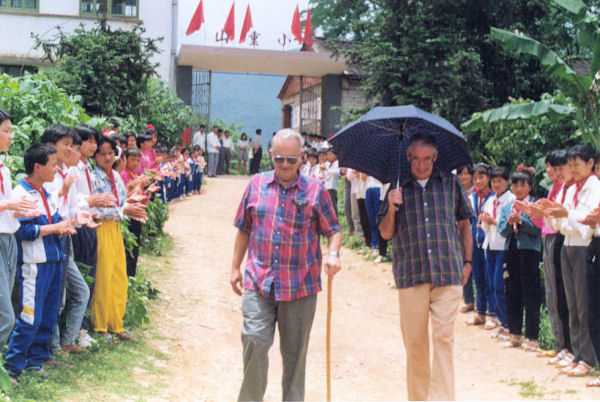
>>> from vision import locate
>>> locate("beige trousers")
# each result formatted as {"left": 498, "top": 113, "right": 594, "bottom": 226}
{"left": 398, "top": 284, "right": 462, "bottom": 401}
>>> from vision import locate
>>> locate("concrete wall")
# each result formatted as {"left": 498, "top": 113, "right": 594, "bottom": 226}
{"left": 0, "top": 0, "right": 174, "bottom": 86}
{"left": 341, "top": 78, "right": 369, "bottom": 117}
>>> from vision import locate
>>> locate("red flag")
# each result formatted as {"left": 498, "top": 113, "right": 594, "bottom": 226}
{"left": 239, "top": 5, "right": 253, "bottom": 43}
{"left": 291, "top": 5, "right": 303, "bottom": 44}
{"left": 303, "top": 8, "right": 314, "bottom": 47}
{"left": 223, "top": 2, "right": 235, "bottom": 41}
{"left": 186, "top": 0, "right": 205, "bottom": 36}
{"left": 181, "top": 127, "right": 191, "bottom": 146}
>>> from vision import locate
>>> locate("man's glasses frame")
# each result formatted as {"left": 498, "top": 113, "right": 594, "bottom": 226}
{"left": 273, "top": 155, "right": 300, "bottom": 165}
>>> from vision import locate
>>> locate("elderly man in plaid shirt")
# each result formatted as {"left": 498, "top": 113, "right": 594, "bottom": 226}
{"left": 379, "top": 132, "right": 474, "bottom": 401}
{"left": 231, "top": 128, "right": 342, "bottom": 402}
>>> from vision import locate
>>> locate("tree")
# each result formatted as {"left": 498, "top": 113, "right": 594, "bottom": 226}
{"left": 33, "top": 22, "right": 161, "bottom": 117}
{"left": 310, "top": 0, "right": 589, "bottom": 127}
{"left": 309, "top": 0, "right": 377, "bottom": 41}
{"left": 462, "top": 0, "right": 600, "bottom": 149}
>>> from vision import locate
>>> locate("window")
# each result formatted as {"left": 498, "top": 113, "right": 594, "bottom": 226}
{"left": 80, "top": 0, "right": 138, "bottom": 18}
{"left": 0, "top": 65, "right": 38, "bottom": 77}
{"left": 0, "top": 0, "right": 37, "bottom": 10}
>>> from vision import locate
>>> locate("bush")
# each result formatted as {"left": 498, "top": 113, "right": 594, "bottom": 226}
{"left": 0, "top": 73, "right": 89, "bottom": 159}
{"left": 139, "top": 196, "right": 169, "bottom": 255}
{"left": 123, "top": 274, "right": 159, "bottom": 328}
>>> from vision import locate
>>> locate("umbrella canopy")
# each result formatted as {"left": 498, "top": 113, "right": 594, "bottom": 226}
{"left": 328, "top": 105, "right": 471, "bottom": 183}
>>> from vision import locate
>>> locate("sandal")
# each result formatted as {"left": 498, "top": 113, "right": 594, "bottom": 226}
{"left": 465, "top": 314, "right": 485, "bottom": 326}
{"left": 502, "top": 334, "right": 523, "bottom": 348}
{"left": 484, "top": 318, "right": 500, "bottom": 330}
{"left": 559, "top": 361, "right": 577, "bottom": 374}
{"left": 586, "top": 376, "right": 600, "bottom": 387}
{"left": 522, "top": 339, "right": 539, "bottom": 352}
{"left": 548, "top": 350, "right": 566, "bottom": 365}
{"left": 115, "top": 330, "right": 138, "bottom": 343}
{"left": 537, "top": 349, "right": 557, "bottom": 358}
{"left": 556, "top": 353, "right": 575, "bottom": 368}
{"left": 567, "top": 361, "right": 592, "bottom": 377}
{"left": 460, "top": 303, "right": 474, "bottom": 313}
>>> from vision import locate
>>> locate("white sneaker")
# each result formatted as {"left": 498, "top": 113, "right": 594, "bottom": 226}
{"left": 77, "top": 329, "right": 97, "bottom": 348}
{"left": 374, "top": 255, "right": 383, "bottom": 264}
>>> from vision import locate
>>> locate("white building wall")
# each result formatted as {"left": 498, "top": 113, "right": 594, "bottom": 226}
{"left": 0, "top": 0, "right": 175, "bottom": 86}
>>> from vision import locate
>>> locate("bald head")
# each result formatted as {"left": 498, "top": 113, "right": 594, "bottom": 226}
{"left": 272, "top": 129, "right": 304, "bottom": 152}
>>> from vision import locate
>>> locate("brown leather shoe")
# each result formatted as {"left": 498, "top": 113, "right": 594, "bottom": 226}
{"left": 62, "top": 344, "right": 85, "bottom": 354}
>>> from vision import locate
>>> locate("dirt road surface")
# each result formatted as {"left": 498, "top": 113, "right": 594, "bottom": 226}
{"left": 147, "top": 176, "right": 598, "bottom": 400}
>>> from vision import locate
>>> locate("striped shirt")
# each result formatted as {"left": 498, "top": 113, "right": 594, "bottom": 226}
{"left": 234, "top": 171, "right": 340, "bottom": 301}
{"left": 90, "top": 166, "right": 127, "bottom": 221}
{"left": 378, "top": 170, "right": 474, "bottom": 289}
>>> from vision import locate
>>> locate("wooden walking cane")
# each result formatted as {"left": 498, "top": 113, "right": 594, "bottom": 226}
{"left": 326, "top": 273, "right": 332, "bottom": 401}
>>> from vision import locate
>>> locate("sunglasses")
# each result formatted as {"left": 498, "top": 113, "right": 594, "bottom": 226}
{"left": 273, "top": 155, "right": 300, "bottom": 164}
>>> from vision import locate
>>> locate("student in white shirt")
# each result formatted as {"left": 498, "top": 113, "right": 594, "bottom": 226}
{"left": 222, "top": 130, "right": 234, "bottom": 175}
{"left": 324, "top": 148, "right": 340, "bottom": 217}
{"left": 192, "top": 124, "right": 206, "bottom": 152}
{"left": 480, "top": 166, "right": 515, "bottom": 336}
{"left": 206, "top": 125, "right": 220, "bottom": 177}
{"left": 546, "top": 145, "right": 600, "bottom": 376}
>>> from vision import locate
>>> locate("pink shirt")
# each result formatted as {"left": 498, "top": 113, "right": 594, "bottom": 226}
{"left": 136, "top": 148, "right": 158, "bottom": 175}
{"left": 539, "top": 182, "right": 562, "bottom": 238}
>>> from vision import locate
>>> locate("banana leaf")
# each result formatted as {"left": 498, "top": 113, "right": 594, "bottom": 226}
{"left": 461, "top": 100, "right": 576, "bottom": 132}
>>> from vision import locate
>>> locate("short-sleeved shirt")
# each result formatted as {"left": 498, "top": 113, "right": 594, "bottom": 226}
{"left": 234, "top": 171, "right": 340, "bottom": 301}
{"left": 378, "top": 170, "right": 473, "bottom": 289}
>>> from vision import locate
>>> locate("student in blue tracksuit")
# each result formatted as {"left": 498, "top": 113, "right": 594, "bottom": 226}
{"left": 0, "top": 109, "right": 40, "bottom": 353}
{"left": 466, "top": 163, "right": 495, "bottom": 326}
{"left": 4, "top": 144, "right": 76, "bottom": 382}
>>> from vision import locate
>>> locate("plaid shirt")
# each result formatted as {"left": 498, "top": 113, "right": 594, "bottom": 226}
{"left": 234, "top": 171, "right": 340, "bottom": 301}
{"left": 378, "top": 170, "right": 473, "bottom": 289}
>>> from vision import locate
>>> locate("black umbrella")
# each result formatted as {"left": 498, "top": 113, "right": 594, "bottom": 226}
{"left": 328, "top": 105, "right": 471, "bottom": 183}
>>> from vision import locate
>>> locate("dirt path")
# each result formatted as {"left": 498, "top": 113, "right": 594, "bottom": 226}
{"left": 148, "top": 176, "right": 598, "bottom": 400}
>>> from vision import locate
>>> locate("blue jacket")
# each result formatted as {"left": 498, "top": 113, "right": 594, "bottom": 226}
{"left": 497, "top": 195, "right": 541, "bottom": 252}
{"left": 13, "top": 178, "right": 65, "bottom": 264}
{"left": 470, "top": 190, "right": 494, "bottom": 248}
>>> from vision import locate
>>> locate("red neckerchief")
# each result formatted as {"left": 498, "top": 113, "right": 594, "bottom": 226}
{"left": 107, "top": 170, "right": 120, "bottom": 206}
{"left": 55, "top": 167, "right": 69, "bottom": 206}
{"left": 24, "top": 178, "right": 52, "bottom": 224}
{"left": 84, "top": 163, "right": 92, "bottom": 194}
{"left": 126, "top": 169, "right": 137, "bottom": 181}
{"left": 477, "top": 188, "right": 492, "bottom": 213}
{"left": 0, "top": 163, "right": 5, "bottom": 196}
{"left": 493, "top": 191, "right": 506, "bottom": 220}
{"left": 574, "top": 174, "right": 593, "bottom": 208}
{"left": 559, "top": 180, "right": 574, "bottom": 205}
{"left": 548, "top": 182, "right": 562, "bottom": 201}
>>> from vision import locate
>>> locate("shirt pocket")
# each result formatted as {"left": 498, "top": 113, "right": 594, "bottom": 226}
{"left": 288, "top": 201, "right": 314, "bottom": 234}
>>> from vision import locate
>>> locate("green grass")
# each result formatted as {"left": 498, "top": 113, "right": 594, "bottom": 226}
{"left": 2, "top": 233, "right": 174, "bottom": 400}
{"left": 5, "top": 334, "right": 169, "bottom": 401}
{"left": 508, "top": 379, "right": 545, "bottom": 399}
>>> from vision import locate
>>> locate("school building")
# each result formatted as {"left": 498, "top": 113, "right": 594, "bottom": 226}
{"left": 0, "top": 0, "right": 177, "bottom": 86}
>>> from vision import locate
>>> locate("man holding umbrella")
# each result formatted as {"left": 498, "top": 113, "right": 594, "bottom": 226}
{"left": 378, "top": 132, "right": 473, "bottom": 401}
{"left": 230, "top": 128, "right": 342, "bottom": 401}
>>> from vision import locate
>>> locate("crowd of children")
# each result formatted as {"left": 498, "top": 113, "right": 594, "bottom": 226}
{"left": 298, "top": 132, "right": 391, "bottom": 264}
{"left": 0, "top": 108, "right": 202, "bottom": 386}
{"left": 458, "top": 146, "right": 600, "bottom": 386}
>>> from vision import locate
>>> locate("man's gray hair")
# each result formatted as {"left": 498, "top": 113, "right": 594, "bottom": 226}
{"left": 407, "top": 132, "right": 438, "bottom": 153}
{"left": 273, "top": 129, "right": 304, "bottom": 148}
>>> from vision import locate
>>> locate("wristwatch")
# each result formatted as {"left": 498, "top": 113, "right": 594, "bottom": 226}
{"left": 329, "top": 251, "right": 340, "bottom": 257}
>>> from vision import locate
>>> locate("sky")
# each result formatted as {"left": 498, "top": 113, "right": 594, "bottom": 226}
{"left": 177, "top": 0, "right": 312, "bottom": 52}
